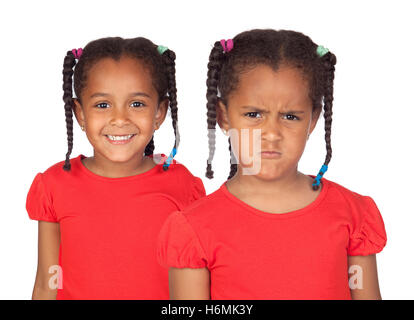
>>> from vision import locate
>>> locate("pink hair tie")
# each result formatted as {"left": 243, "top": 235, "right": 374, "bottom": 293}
{"left": 71, "top": 48, "right": 83, "bottom": 59}
{"left": 220, "top": 39, "right": 233, "bottom": 53}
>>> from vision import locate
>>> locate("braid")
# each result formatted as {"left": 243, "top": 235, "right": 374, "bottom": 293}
{"left": 161, "top": 49, "right": 180, "bottom": 171}
{"left": 206, "top": 42, "right": 225, "bottom": 179}
{"left": 66, "top": 38, "right": 179, "bottom": 172}
{"left": 144, "top": 136, "right": 155, "bottom": 156}
{"left": 62, "top": 51, "right": 77, "bottom": 171}
{"left": 227, "top": 137, "right": 238, "bottom": 180}
{"left": 322, "top": 52, "right": 336, "bottom": 165}
{"left": 205, "top": 30, "right": 338, "bottom": 189}
{"left": 312, "top": 52, "right": 337, "bottom": 191}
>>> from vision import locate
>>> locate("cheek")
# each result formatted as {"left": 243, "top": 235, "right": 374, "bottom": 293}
{"left": 84, "top": 112, "right": 106, "bottom": 133}
{"left": 228, "top": 128, "right": 261, "bottom": 162}
{"left": 284, "top": 129, "right": 308, "bottom": 158}
{"left": 132, "top": 111, "right": 157, "bottom": 131}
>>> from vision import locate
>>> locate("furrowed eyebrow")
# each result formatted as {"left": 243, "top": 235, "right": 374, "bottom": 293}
{"left": 241, "top": 106, "right": 267, "bottom": 111}
{"left": 280, "top": 110, "right": 305, "bottom": 114}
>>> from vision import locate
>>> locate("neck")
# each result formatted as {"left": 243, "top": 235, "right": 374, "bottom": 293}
{"left": 228, "top": 165, "right": 308, "bottom": 197}
{"left": 84, "top": 151, "right": 155, "bottom": 178}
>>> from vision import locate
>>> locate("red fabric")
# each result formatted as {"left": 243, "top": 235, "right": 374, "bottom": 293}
{"left": 157, "top": 177, "right": 387, "bottom": 300}
{"left": 26, "top": 154, "right": 205, "bottom": 300}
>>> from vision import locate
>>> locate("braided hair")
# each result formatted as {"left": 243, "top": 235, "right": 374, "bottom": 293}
{"left": 61, "top": 37, "right": 179, "bottom": 171}
{"left": 205, "top": 29, "right": 336, "bottom": 190}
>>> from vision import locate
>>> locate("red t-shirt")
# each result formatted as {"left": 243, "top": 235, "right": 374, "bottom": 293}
{"left": 157, "top": 177, "right": 387, "bottom": 299}
{"left": 26, "top": 154, "right": 206, "bottom": 299}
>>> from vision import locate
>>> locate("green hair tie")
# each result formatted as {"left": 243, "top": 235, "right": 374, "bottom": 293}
{"left": 316, "top": 45, "right": 329, "bottom": 57}
{"left": 157, "top": 45, "right": 168, "bottom": 55}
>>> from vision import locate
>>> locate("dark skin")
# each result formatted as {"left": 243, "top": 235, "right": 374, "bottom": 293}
{"left": 32, "top": 56, "right": 168, "bottom": 299}
{"left": 73, "top": 56, "right": 168, "bottom": 178}
{"left": 169, "top": 64, "right": 382, "bottom": 300}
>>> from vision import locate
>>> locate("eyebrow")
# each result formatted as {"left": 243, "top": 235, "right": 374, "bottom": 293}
{"left": 90, "top": 92, "right": 151, "bottom": 99}
{"left": 240, "top": 106, "right": 305, "bottom": 113}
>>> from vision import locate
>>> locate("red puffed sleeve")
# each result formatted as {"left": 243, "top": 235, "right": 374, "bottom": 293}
{"left": 26, "top": 173, "right": 58, "bottom": 222}
{"left": 348, "top": 196, "right": 387, "bottom": 256}
{"left": 157, "top": 211, "right": 208, "bottom": 269}
{"left": 190, "top": 177, "right": 206, "bottom": 202}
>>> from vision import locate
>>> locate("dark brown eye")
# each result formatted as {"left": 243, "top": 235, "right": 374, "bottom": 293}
{"left": 283, "top": 114, "right": 299, "bottom": 120}
{"left": 131, "top": 101, "right": 144, "bottom": 108}
{"left": 245, "top": 112, "right": 261, "bottom": 118}
{"left": 96, "top": 102, "right": 109, "bottom": 109}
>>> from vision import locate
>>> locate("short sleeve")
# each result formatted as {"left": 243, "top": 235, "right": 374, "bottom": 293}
{"left": 348, "top": 196, "right": 387, "bottom": 256}
{"left": 157, "top": 211, "right": 208, "bottom": 269}
{"left": 26, "top": 173, "right": 58, "bottom": 222}
{"left": 190, "top": 177, "right": 206, "bottom": 202}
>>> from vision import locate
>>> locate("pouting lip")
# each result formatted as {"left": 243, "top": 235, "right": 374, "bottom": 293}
{"left": 260, "top": 150, "right": 282, "bottom": 154}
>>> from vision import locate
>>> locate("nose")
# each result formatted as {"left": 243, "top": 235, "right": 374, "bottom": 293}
{"left": 261, "top": 118, "right": 283, "bottom": 142}
{"left": 109, "top": 106, "right": 130, "bottom": 127}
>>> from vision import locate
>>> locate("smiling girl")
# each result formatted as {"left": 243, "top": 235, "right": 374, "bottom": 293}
{"left": 26, "top": 37, "right": 205, "bottom": 299}
{"left": 157, "top": 29, "right": 387, "bottom": 299}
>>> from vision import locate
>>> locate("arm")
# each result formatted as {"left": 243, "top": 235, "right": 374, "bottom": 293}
{"left": 32, "top": 221, "right": 61, "bottom": 300}
{"left": 348, "top": 254, "right": 382, "bottom": 300}
{"left": 169, "top": 267, "right": 210, "bottom": 300}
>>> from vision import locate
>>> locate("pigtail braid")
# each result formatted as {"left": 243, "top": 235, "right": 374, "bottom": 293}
{"left": 206, "top": 42, "right": 225, "bottom": 179}
{"left": 227, "top": 137, "right": 238, "bottom": 180}
{"left": 322, "top": 52, "right": 336, "bottom": 165}
{"left": 144, "top": 136, "right": 155, "bottom": 156}
{"left": 62, "top": 51, "right": 77, "bottom": 171}
{"left": 312, "top": 52, "right": 337, "bottom": 190}
{"left": 159, "top": 49, "right": 179, "bottom": 170}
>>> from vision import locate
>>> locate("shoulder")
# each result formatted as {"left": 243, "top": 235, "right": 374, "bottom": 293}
{"left": 323, "top": 178, "right": 372, "bottom": 210}
{"left": 322, "top": 178, "right": 382, "bottom": 227}
{"left": 37, "top": 154, "right": 82, "bottom": 186}
{"left": 153, "top": 153, "right": 204, "bottom": 186}
{"left": 154, "top": 153, "right": 194, "bottom": 177}
{"left": 180, "top": 186, "right": 227, "bottom": 220}
{"left": 26, "top": 155, "right": 82, "bottom": 222}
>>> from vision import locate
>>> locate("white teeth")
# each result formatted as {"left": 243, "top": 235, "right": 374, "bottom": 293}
{"left": 107, "top": 134, "right": 134, "bottom": 141}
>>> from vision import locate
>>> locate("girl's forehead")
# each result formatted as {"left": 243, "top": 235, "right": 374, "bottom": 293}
{"left": 82, "top": 57, "right": 157, "bottom": 98}
{"left": 230, "top": 64, "right": 311, "bottom": 107}
{"left": 87, "top": 56, "right": 150, "bottom": 79}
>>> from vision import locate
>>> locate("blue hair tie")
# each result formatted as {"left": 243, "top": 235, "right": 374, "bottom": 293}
{"left": 163, "top": 147, "right": 177, "bottom": 170}
{"left": 312, "top": 164, "right": 328, "bottom": 189}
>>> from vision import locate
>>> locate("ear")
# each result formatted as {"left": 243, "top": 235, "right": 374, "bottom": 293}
{"left": 73, "top": 99, "right": 85, "bottom": 128}
{"left": 216, "top": 98, "right": 230, "bottom": 132}
{"left": 154, "top": 98, "right": 169, "bottom": 130}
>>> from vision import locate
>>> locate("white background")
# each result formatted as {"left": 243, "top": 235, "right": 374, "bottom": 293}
{"left": 0, "top": 0, "right": 412, "bottom": 299}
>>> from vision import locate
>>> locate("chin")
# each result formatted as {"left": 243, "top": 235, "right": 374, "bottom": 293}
{"left": 102, "top": 151, "right": 140, "bottom": 163}
{"left": 254, "top": 171, "right": 284, "bottom": 181}
{"left": 240, "top": 164, "right": 284, "bottom": 181}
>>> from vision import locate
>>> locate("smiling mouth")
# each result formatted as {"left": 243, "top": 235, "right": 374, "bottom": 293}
{"left": 105, "top": 134, "right": 136, "bottom": 142}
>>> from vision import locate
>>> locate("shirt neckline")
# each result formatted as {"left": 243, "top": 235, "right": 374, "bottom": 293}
{"left": 74, "top": 153, "right": 166, "bottom": 182}
{"left": 219, "top": 175, "right": 330, "bottom": 219}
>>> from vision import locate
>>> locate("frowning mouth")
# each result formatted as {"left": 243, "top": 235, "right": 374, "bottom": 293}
{"left": 260, "top": 151, "right": 282, "bottom": 159}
